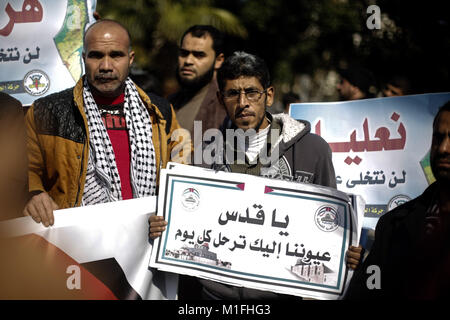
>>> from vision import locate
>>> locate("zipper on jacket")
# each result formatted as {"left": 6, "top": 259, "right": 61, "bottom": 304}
{"left": 155, "top": 114, "right": 163, "bottom": 196}
{"left": 74, "top": 140, "right": 86, "bottom": 207}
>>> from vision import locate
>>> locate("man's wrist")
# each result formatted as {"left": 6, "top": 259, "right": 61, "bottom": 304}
{"left": 28, "top": 190, "right": 44, "bottom": 201}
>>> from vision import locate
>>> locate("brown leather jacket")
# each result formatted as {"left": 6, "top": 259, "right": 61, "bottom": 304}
{"left": 25, "top": 78, "right": 191, "bottom": 209}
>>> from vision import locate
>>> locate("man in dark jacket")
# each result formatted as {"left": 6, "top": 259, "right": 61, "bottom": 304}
{"left": 345, "top": 101, "right": 450, "bottom": 300}
{"left": 150, "top": 51, "right": 362, "bottom": 299}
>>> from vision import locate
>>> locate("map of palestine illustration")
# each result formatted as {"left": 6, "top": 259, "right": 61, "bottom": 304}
{"left": 54, "top": 0, "right": 89, "bottom": 82}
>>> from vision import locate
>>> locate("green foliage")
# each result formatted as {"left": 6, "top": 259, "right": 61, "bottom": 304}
{"left": 97, "top": 0, "right": 246, "bottom": 73}
{"left": 96, "top": 0, "right": 450, "bottom": 98}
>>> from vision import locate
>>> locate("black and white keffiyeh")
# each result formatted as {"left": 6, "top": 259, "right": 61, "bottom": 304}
{"left": 82, "top": 77, "right": 156, "bottom": 205}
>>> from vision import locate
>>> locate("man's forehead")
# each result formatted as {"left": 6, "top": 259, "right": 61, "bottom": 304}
{"left": 387, "top": 84, "right": 403, "bottom": 94}
{"left": 85, "top": 22, "right": 130, "bottom": 45}
{"left": 224, "top": 76, "right": 263, "bottom": 89}
{"left": 181, "top": 33, "right": 214, "bottom": 51}
{"left": 85, "top": 39, "right": 128, "bottom": 50}
{"left": 434, "top": 111, "right": 450, "bottom": 131}
{"left": 180, "top": 48, "right": 205, "bottom": 55}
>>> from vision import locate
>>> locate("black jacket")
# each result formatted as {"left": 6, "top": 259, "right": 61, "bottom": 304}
{"left": 345, "top": 182, "right": 450, "bottom": 300}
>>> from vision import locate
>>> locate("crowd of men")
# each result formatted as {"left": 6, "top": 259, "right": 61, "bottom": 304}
{"left": 0, "top": 18, "right": 449, "bottom": 300}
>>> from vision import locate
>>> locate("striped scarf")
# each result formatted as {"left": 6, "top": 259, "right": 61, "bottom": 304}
{"left": 82, "top": 77, "right": 156, "bottom": 205}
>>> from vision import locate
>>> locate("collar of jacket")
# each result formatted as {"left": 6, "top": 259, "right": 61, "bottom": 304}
{"left": 220, "top": 112, "right": 311, "bottom": 150}
{"left": 271, "top": 113, "right": 310, "bottom": 150}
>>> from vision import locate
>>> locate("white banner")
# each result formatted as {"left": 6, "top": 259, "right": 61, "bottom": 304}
{"left": 290, "top": 93, "right": 450, "bottom": 229}
{"left": 0, "top": 196, "right": 177, "bottom": 300}
{"left": 0, "top": 0, "right": 96, "bottom": 106}
{"left": 149, "top": 163, "right": 361, "bottom": 300}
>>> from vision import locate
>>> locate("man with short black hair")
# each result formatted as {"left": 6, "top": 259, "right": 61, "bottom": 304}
{"left": 337, "top": 65, "right": 376, "bottom": 100}
{"left": 169, "top": 25, "right": 227, "bottom": 140}
{"left": 382, "top": 75, "right": 411, "bottom": 97}
{"left": 151, "top": 51, "right": 362, "bottom": 300}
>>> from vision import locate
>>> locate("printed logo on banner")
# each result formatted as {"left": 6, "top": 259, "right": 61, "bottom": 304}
{"left": 315, "top": 206, "right": 340, "bottom": 232}
{"left": 181, "top": 188, "right": 200, "bottom": 211}
{"left": 23, "top": 70, "right": 50, "bottom": 96}
{"left": 387, "top": 194, "right": 411, "bottom": 211}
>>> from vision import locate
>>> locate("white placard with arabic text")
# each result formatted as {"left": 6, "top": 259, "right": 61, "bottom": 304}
{"left": 149, "top": 164, "right": 359, "bottom": 300}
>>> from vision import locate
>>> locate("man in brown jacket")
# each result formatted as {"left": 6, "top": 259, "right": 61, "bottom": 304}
{"left": 24, "top": 19, "right": 190, "bottom": 227}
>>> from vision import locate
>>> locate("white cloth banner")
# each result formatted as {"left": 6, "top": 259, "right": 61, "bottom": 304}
{"left": 149, "top": 163, "right": 361, "bottom": 300}
{"left": 0, "top": 196, "right": 178, "bottom": 300}
{"left": 0, "top": 0, "right": 97, "bottom": 106}
{"left": 290, "top": 93, "right": 450, "bottom": 229}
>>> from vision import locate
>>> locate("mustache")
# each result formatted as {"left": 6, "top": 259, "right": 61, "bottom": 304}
{"left": 235, "top": 108, "right": 256, "bottom": 118}
{"left": 95, "top": 75, "right": 117, "bottom": 80}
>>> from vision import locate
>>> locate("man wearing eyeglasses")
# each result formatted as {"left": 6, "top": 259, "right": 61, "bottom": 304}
{"left": 211, "top": 51, "right": 337, "bottom": 187}
{"left": 169, "top": 25, "right": 227, "bottom": 142}
{"left": 150, "top": 51, "right": 362, "bottom": 300}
